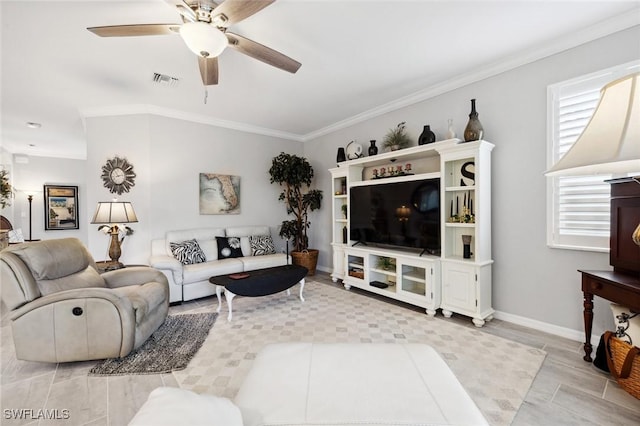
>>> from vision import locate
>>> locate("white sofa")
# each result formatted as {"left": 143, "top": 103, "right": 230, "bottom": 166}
{"left": 149, "top": 226, "right": 287, "bottom": 303}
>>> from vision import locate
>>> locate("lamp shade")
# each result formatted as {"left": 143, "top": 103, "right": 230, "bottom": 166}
{"left": 91, "top": 202, "right": 138, "bottom": 224}
{"left": 545, "top": 72, "right": 640, "bottom": 176}
{"left": 179, "top": 21, "right": 228, "bottom": 58}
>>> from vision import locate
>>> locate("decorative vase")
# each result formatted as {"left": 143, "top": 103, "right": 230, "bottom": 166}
{"left": 446, "top": 119, "right": 456, "bottom": 139}
{"left": 463, "top": 99, "right": 484, "bottom": 142}
{"left": 368, "top": 140, "right": 378, "bottom": 156}
{"left": 462, "top": 235, "right": 472, "bottom": 259}
{"left": 418, "top": 125, "right": 436, "bottom": 145}
{"left": 336, "top": 147, "right": 346, "bottom": 163}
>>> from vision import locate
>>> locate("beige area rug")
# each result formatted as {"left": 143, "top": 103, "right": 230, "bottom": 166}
{"left": 172, "top": 280, "right": 546, "bottom": 426}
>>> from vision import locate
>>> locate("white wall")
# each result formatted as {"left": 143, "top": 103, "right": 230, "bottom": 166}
{"left": 305, "top": 26, "right": 640, "bottom": 338}
{"left": 4, "top": 155, "right": 87, "bottom": 243}
{"left": 85, "top": 114, "right": 302, "bottom": 265}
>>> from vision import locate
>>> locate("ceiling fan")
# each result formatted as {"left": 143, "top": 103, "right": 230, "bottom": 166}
{"left": 87, "top": 0, "right": 301, "bottom": 86}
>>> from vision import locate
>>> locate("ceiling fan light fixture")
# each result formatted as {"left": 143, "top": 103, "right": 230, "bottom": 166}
{"left": 180, "top": 21, "right": 228, "bottom": 58}
{"left": 211, "top": 13, "right": 229, "bottom": 27}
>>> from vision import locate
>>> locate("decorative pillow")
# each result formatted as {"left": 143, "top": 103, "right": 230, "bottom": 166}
{"left": 8, "top": 228, "right": 24, "bottom": 243}
{"left": 216, "top": 236, "right": 244, "bottom": 259}
{"left": 170, "top": 239, "right": 206, "bottom": 265}
{"left": 249, "top": 235, "right": 276, "bottom": 256}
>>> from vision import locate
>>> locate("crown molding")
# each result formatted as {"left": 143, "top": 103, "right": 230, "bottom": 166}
{"left": 80, "top": 104, "right": 305, "bottom": 142}
{"left": 80, "top": 9, "right": 639, "bottom": 145}
{"left": 300, "top": 8, "right": 640, "bottom": 142}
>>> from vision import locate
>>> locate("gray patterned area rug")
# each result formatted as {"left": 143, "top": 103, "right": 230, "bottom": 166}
{"left": 89, "top": 313, "right": 218, "bottom": 376}
{"left": 173, "top": 282, "right": 547, "bottom": 426}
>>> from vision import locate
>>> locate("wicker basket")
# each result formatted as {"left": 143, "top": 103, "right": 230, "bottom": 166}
{"left": 604, "top": 331, "right": 640, "bottom": 399}
{"left": 290, "top": 249, "right": 318, "bottom": 276}
{"left": 349, "top": 270, "right": 364, "bottom": 279}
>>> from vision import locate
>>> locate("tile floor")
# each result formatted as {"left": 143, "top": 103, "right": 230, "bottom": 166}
{"left": 1, "top": 272, "right": 639, "bottom": 426}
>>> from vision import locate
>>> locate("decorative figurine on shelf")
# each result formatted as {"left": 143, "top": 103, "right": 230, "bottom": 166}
{"left": 463, "top": 99, "right": 484, "bottom": 142}
{"left": 379, "top": 167, "right": 386, "bottom": 177}
{"left": 383, "top": 122, "right": 412, "bottom": 151}
{"left": 405, "top": 163, "right": 412, "bottom": 172}
{"left": 418, "top": 125, "right": 436, "bottom": 145}
{"left": 396, "top": 165, "right": 403, "bottom": 174}
{"left": 448, "top": 194, "right": 475, "bottom": 223}
{"left": 368, "top": 140, "right": 378, "bottom": 156}
{"left": 462, "top": 235, "right": 472, "bottom": 259}
{"left": 458, "top": 205, "right": 475, "bottom": 224}
{"left": 446, "top": 119, "right": 456, "bottom": 139}
{"left": 346, "top": 141, "right": 364, "bottom": 159}
{"left": 373, "top": 168, "right": 379, "bottom": 178}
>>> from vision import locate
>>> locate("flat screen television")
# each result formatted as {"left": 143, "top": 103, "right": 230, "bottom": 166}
{"left": 349, "top": 178, "right": 441, "bottom": 255}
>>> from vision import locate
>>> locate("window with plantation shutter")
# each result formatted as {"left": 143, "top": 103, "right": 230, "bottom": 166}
{"left": 547, "top": 61, "right": 639, "bottom": 251}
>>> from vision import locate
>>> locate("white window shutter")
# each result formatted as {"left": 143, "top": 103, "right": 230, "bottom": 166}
{"left": 547, "top": 61, "right": 639, "bottom": 251}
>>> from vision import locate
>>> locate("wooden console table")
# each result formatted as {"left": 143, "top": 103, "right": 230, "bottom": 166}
{"left": 580, "top": 270, "right": 640, "bottom": 362}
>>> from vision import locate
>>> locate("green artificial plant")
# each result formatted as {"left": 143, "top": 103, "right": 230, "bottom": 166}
{"left": 382, "top": 121, "right": 412, "bottom": 151}
{"left": 0, "top": 169, "right": 13, "bottom": 209}
{"left": 269, "top": 152, "right": 323, "bottom": 252}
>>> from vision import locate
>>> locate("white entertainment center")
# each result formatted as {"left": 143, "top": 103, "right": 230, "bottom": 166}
{"left": 329, "top": 139, "right": 494, "bottom": 326}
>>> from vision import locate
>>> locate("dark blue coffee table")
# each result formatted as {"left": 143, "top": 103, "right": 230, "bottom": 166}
{"left": 209, "top": 264, "right": 308, "bottom": 321}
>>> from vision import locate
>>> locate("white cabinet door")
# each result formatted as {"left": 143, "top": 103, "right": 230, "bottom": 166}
{"left": 441, "top": 262, "right": 476, "bottom": 316}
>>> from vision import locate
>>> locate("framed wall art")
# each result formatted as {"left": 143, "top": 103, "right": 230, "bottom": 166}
{"left": 199, "top": 173, "right": 240, "bottom": 215}
{"left": 44, "top": 185, "right": 79, "bottom": 230}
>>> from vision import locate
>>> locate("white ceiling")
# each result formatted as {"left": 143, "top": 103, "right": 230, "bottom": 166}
{"left": 2, "top": 0, "right": 639, "bottom": 160}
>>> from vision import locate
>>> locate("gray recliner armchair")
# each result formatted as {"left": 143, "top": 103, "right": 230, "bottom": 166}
{"left": 0, "top": 238, "right": 169, "bottom": 363}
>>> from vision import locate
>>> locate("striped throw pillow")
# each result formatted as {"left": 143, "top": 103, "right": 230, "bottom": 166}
{"left": 170, "top": 239, "right": 206, "bottom": 265}
{"left": 249, "top": 235, "right": 276, "bottom": 256}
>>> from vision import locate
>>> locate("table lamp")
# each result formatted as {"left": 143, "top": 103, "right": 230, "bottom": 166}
{"left": 545, "top": 72, "right": 640, "bottom": 247}
{"left": 90, "top": 201, "right": 138, "bottom": 266}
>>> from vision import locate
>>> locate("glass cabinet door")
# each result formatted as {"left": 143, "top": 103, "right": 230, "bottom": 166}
{"left": 400, "top": 264, "right": 427, "bottom": 297}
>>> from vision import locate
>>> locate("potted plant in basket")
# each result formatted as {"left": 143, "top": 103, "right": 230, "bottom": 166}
{"left": 382, "top": 121, "right": 412, "bottom": 151}
{"left": 269, "top": 152, "right": 323, "bottom": 275}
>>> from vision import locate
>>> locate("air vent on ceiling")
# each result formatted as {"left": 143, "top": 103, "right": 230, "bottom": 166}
{"left": 152, "top": 73, "right": 180, "bottom": 87}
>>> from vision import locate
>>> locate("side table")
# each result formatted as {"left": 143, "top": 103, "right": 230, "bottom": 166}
{"left": 580, "top": 270, "right": 640, "bottom": 362}
{"left": 96, "top": 261, "right": 148, "bottom": 273}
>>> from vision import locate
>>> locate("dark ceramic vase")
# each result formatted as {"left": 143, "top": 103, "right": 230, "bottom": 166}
{"left": 368, "top": 140, "right": 378, "bottom": 156}
{"left": 418, "top": 125, "right": 436, "bottom": 145}
{"left": 463, "top": 99, "right": 484, "bottom": 142}
{"left": 337, "top": 147, "right": 346, "bottom": 163}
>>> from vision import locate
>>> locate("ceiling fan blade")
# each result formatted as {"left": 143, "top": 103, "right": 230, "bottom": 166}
{"left": 212, "top": 0, "right": 275, "bottom": 27}
{"left": 198, "top": 56, "right": 219, "bottom": 85}
{"left": 226, "top": 32, "right": 301, "bottom": 74}
{"left": 87, "top": 24, "right": 181, "bottom": 37}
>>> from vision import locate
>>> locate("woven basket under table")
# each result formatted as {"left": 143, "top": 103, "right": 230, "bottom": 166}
{"left": 604, "top": 331, "right": 640, "bottom": 399}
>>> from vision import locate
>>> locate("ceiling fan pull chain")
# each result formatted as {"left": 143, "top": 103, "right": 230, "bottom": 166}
{"left": 204, "top": 88, "right": 208, "bottom": 104}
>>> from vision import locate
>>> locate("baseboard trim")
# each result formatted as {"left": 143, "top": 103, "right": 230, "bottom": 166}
{"left": 493, "top": 310, "right": 599, "bottom": 346}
